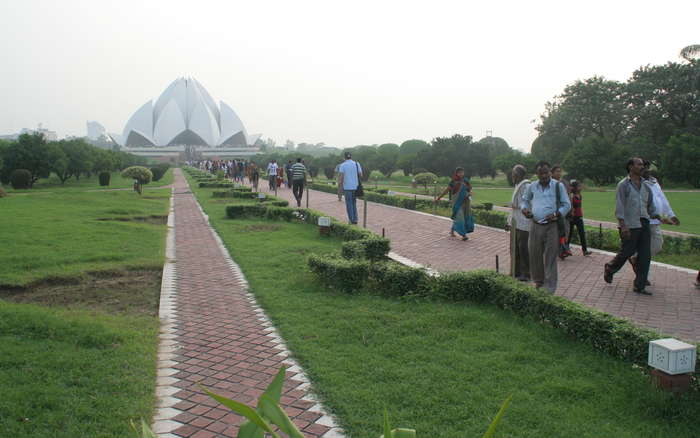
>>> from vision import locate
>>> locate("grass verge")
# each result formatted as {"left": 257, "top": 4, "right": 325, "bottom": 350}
{"left": 187, "top": 174, "right": 700, "bottom": 438}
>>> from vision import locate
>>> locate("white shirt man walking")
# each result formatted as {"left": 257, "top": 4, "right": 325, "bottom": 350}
{"left": 337, "top": 152, "right": 363, "bottom": 224}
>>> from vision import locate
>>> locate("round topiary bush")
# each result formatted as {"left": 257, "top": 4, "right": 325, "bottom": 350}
{"left": 10, "top": 169, "right": 32, "bottom": 189}
{"left": 121, "top": 166, "right": 153, "bottom": 184}
{"left": 98, "top": 171, "right": 111, "bottom": 186}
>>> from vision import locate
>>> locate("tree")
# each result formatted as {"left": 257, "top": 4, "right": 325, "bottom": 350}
{"left": 660, "top": 134, "right": 700, "bottom": 187}
{"left": 478, "top": 136, "right": 511, "bottom": 161}
{"left": 48, "top": 143, "right": 71, "bottom": 184}
{"left": 414, "top": 172, "right": 438, "bottom": 193}
{"left": 1, "top": 133, "right": 52, "bottom": 187}
{"left": 397, "top": 153, "right": 416, "bottom": 176}
{"left": 493, "top": 150, "right": 536, "bottom": 186}
{"left": 399, "top": 139, "right": 430, "bottom": 156}
{"left": 562, "top": 136, "right": 629, "bottom": 186}
{"left": 122, "top": 166, "right": 153, "bottom": 195}
{"left": 375, "top": 143, "right": 400, "bottom": 177}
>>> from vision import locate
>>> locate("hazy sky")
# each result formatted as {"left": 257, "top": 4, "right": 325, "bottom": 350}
{"left": 1, "top": 0, "right": 697, "bottom": 151}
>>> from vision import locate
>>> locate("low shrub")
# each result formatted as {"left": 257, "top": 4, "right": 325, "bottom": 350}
{"left": 10, "top": 169, "right": 32, "bottom": 189}
{"left": 308, "top": 254, "right": 370, "bottom": 293}
{"left": 0, "top": 187, "right": 7, "bottom": 197}
{"left": 199, "top": 182, "right": 234, "bottom": 188}
{"left": 98, "top": 171, "right": 111, "bottom": 186}
{"left": 341, "top": 237, "right": 390, "bottom": 260}
{"left": 368, "top": 262, "right": 431, "bottom": 297}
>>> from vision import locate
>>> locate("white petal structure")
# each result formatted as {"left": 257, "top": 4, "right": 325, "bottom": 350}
{"left": 120, "top": 77, "right": 254, "bottom": 147}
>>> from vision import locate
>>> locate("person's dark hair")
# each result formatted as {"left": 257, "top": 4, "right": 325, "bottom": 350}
{"left": 454, "top": 167, "right": 464, "bottom": 174}
{"left": 625, "top": 157, "right": 640, "bottom": 173}
{"left": 551, "top": 165, "right": 562, "bottom": 173}
{"left": 570, "top": 179, "right": 580, "bottom": 188}
{"left": 344, "top": 152, "right": 352, "bottom": 159}
{"left": 296, "top": 157, "right": 302, "bottom": 163}
{"left": 643, "top": 159, "right": 651, "bottom": 169}
{"left": 535, "top": 161, "right": 551, "bottom": 171}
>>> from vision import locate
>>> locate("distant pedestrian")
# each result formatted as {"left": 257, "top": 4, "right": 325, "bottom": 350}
{"left": 337, "top": 152, "right": 363, "bottom": 224}
{"left": 290, "top": 158, "right": 307, "bottom": 207}
{"left": 335, "top": 163, "right": 343, "bottom": 201}
{"left": 436, "top": 167, "right": 473, "bottom": 241}
{"left": 276, "top": 164, "right": 284, "bottom": 188}
{"left": 521, "top": 161, "right": 571, "bottom": 293}
{"left": 250, "top": 162, "right": 260, "bottom": 191}
{"left": 267, "top": 160, "right": 278, "bottom": 190}
{"left": 568, "top": 180, "right": 592, "bottom": 256}
{"left": 603, "top": 157, "right": 659, "bottom": 295}
{"left": 552, "top": 165, "right": 573, "bottom": 259}
{"left": 285, "top": 160, "right": 294, "bottom": 188}
{"left": 508, "top": 164, "right": 530, "bottom": 281}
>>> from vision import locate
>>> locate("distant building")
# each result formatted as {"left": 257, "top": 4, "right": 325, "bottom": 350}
{"left": 86, "top": 121, "right": 106, "bottom": 140}
{"left": 16, "top": 123, "right": 58, "bottom": 142}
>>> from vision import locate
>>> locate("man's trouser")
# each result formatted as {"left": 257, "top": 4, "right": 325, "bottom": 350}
{"left": 344, "top": 189, "right": 358, "bottom": 224}
{"left": 292, "top": 179, "right": 305, "bottom": 205}
{"left": 514, "top": 229, "right": 530, "bottom": 280}
{"left": 607, "top": 219, "right": 651, "bottom": 290}
{"left": 269, "top": 175, "right": 276, "bottom": 190}
{"left": 528, "top": 221, "right": 559, "bottom": 293}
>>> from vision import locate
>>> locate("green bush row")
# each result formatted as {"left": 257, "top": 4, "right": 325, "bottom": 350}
{"left": 307, "top": 258, "right": 698, "bottom": 371}
{"left": 199, "top": 182, "right": 234, "bottom": 188}
{"left": 341, "top": 237, "right": 391, "bottom": 260}
{"left": 572, "top": 225, "right": 700, "bottom": 256}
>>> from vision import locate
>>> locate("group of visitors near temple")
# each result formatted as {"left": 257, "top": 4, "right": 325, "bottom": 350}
{"left": 197, "top": 154, "right": 699, "bottom": 295}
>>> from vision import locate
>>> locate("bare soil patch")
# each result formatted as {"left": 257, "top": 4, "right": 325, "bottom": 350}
{"left": 96, "top": 215, "right": 168, "bottom": 225}
{"left": 0, "top": 270, "right": 161, "bottom": 316}
{"left": 240, "top": 224, "right": 282, "bottom": 232}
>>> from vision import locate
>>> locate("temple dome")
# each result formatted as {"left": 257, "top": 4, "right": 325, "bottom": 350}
{"left": 119, "top": 77, "right": 255, "bottom": 147}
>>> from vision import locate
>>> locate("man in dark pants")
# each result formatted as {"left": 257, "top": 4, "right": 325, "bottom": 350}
{"left": 290, "top": 158, "right": 307, "bottom": 207}
{"left": 604, "top": 157, "right": 659, "bottom": 295}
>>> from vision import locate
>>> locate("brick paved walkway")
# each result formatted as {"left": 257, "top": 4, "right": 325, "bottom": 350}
{"left": 266, "top": 183, "right": 700, "bottom": 342}
{"left": 153, "top": 169, "right": 341, "bottom": 438}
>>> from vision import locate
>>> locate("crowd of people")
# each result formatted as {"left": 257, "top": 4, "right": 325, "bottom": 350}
{"left": 194, "top": 155, "right": 699, "bottom": 294}
{"left": 508, "top": 158, "right": 685, "bottom": 296}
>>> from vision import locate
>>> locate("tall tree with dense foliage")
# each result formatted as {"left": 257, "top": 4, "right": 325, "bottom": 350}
{"left": 0, "top": 133, "right": 52, "bottom": 187}
{"left": 375, "top": 143, "right": 400, "bottom": 177}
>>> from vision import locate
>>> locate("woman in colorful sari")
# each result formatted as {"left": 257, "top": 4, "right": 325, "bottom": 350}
{"left": 436, "top": 167, "right": 473, "bottom": 240}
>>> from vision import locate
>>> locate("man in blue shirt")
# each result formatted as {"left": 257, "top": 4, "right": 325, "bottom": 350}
{"left": 337, "top": 152, "right": 363, "bottom": 224}
{"left": 521, "top": 161, "right": 571, "bottom": 293}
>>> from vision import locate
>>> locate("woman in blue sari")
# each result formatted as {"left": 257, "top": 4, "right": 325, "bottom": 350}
{"left": 436, "top": 167, "right": 474, "bottom": 240}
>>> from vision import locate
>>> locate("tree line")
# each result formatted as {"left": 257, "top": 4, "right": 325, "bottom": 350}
{"left": 0, "top": 133, "right": 149, "bottom": 188}
{"left": 532, "top": 59, "right": 700, "bottom": 186}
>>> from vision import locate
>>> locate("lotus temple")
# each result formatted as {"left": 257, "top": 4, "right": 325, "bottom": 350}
{"left": 111, "top": 77, "right": 260, "bottom": 159}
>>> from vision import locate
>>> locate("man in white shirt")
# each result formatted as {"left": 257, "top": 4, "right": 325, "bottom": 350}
{"left": 337, "top": 152, "right": 363, "bottom": 224}
{"left": 266, "top": 160, "right": 278, "bottom": 190}
{"left": 508, "top": 164, "right": 531, "bottom": 281}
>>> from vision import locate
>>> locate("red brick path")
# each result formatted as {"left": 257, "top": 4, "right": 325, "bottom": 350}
{"left": 266, "top": 183, "right": 700, "bottom": 342}
{"left": 157, "top": 169, "right": 338, "bottom": 438}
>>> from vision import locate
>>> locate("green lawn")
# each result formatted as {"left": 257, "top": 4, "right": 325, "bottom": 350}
{"left": 0, "top": 188, "right": 170, "bottom": 287}
{"left": 0, "top": 302, "right": 158, "bottom": 437}
{"left": 0, "top": 183, "right": 167, "bottom": 436}
{"left": 187, "top": 174, "right": 700, "bottom": 438}
{"left": 2, "top": 168, "right": 173, "bottom": 193}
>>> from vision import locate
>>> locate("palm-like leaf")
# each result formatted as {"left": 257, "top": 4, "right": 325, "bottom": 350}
{"left": 680, "top": 44, "right": 700, "bottom": 61}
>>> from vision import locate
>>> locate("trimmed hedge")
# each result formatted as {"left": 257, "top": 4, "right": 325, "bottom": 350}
{"left": 308, "top": 255, "right": 370, "bottom": 293}
{"left": 98, "top": 171, "right": 111, "bottom": 186}
{"left": 199, "top": 182, "right": 234, "bottom": 188}
{"left": 341, "top": 237, "right": 391, "bottom": 260}
{"left": 307, "top": 258, "right": 699, "bottom": 372}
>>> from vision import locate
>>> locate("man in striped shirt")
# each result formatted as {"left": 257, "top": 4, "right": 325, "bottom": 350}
{"left": 290, "top": 158, "right": 307, "bottom": 207}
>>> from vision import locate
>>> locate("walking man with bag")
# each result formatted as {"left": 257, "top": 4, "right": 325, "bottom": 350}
{"left": 337, "top": 152, "right": 363, "bottom": 224}
{"left": 290, "top": 158, "right": 307, "bottom": 207}
{"left": 521, "top": 161, "right": 571, "bottom": 293}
